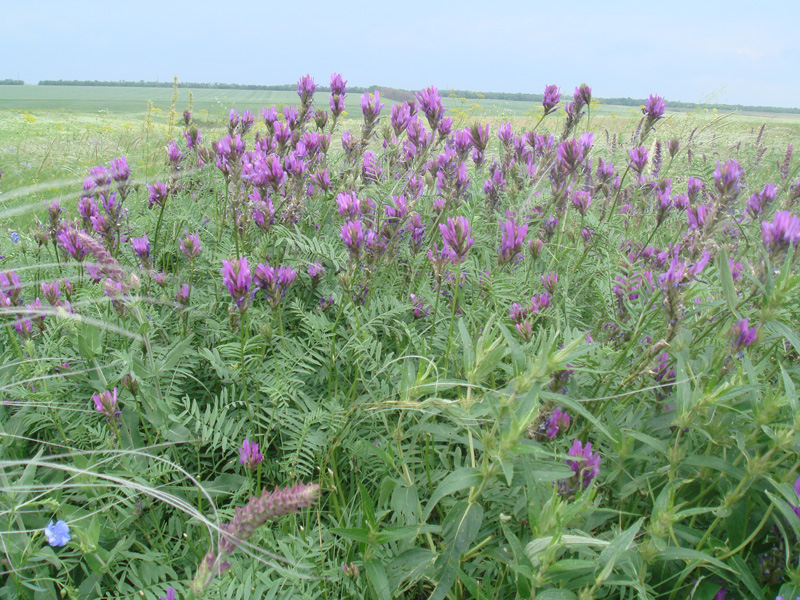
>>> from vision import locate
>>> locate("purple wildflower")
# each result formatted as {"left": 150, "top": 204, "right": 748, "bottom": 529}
{"left": 167, "top": 141, "right": 183, "bottom": 166}
{"left": 130, "top": 235, "right": 150, "bottom": 263}
{"left": 308, "top": 262, "right": 325, "bottom": 286}
{"left": 468, "top": 123, "right": 490, "bottom": 153}
{"left": 93, "top": 388, "right": 120, "bottom": 419}
{"left": 239, "top": 439, "right": 263, "bottom": 471}
{"left": 713, "top": 159, "right": 742, "bottom": 200}
{"left": 254, "top": 262, "right": 297, "bottom": 308}
{"left": 498, "top": 216, "right": 528, "bottom": 265}
{"left": 416, "top": 86, "right": 445, "bottom": 131}
{"left": 340, "top": 221, "right": 365, "bottom": 257}
{"left": 566, "top": 440, "right": 601, "bottom": 488}
{"left": 546, "top": 408, "right": 570, "bottom": 439}
{"left": 56, "top": 227, "right": 89, "bottom": 262}
{"left": 221, "top": 258, "right": 253, "bottom": 310}
{"left": 148, "top": 182, "right": 169, "bottom": 208}
{"left": 762, "top": 211, "right": 800, "bottom": 252}
{"left": 176, "top": 284, "right": 190, "bottom": 307}
{"left": 730, "top": 318, "right": 758, "bottom": 352}
{"left": 571, "top": 190, "right": 592, "bottom": 216}
{"left": 329, "top": 72, "right": 347, "bottom": 96}
{"left": 180, "top": 231, "right": 202, "bottom": 260}
{"left": 542, "top": 84, "right": 561, "bottom": 115}
{"left": 297, "top": 73, "right": 317, "bottom": 100}
{"left": 439, "top": 216, "right": 473, "bottom": 262}
{"left": 541, "top": 272, "right": 558, "bottom": 294}
{"left": 360, "top": 91, "right": 384, "bottom": 126}
{"left": 644, "top": 95, "right": 666, "bottom": 120}
{"left": 628, "top": 147, "right": 649, "bottom": 176}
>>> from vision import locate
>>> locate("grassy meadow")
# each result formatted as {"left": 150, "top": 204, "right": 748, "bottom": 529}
{"left": 1, "top": 79, "right": 800, "bottom": 600}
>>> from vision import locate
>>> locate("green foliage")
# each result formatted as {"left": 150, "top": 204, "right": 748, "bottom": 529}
{"left": 1, "top": 83, "right": 799, "bottom": 600}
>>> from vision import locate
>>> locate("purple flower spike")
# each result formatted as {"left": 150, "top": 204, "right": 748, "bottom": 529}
{"left": 93, "top": 388, "right": 121, "bottom": 420}
{"left": 713, "top": 159, "right": 742, "bottom": 200}
{"left": 542, "top": 84, "right": 561, "bottom": 115}
{"left": 644, "top": 95, "right": 666, "bottom": 120}
{"left": 180, "top": 231, "right": 202, "bottom": 259}
{"left": 546, "top": 408, "right": 570, "bottom": 439}
{"left": 176, "top": 284, "right": 190, "bottom": 307}
{"left": 439, "top": 216, "right": 473, "bottom": 262}
{"left": 341, "top": 220, "right": 365, "bottom": 257}
{"left": 576, "top": 83, "right": 592, "bottom": 107}
{"left": 221, "top": 257, "right": 253, "bottom": 310}
{"left": 361, "top": 91, "right": 384, "bottom": 124}
{"left": 56, "top": 227, "right": 89, "bottom": 262}
{"left": 498, "top": 216, "right": 528, "bottom": 265}
{"left": 239, "top": 439, "right": 263, "bottom": 471}
{"left": 254, "top": 262, "right": 297, "bottom": 308}
{"left": 308, "top": 262, "right": 325, "bottom": 286}
{"left": 468, "top": 123, "right": 490, "bottom": 153}
{"left": 628, "top": 147, "right": 649, "bottom": 176}
{"left": 330, "top": 73, "right": 347, "bottom": 96}
{"left": 730, "top": 318, "right": 758, "bottom": 352}
{"left": 566, "top": 439, "right": 601, "bottom": 488}
{"left": 541, "top": 272, "right": 558, "bottom": 294}
{"left": 131, "top": 235, "right": 150, "bottom": 262}
{"left": 416, "top": 86, "right": 445, "bottom": 131}
{"left": 687, "top": 177, "right": 704, "bottom": 203}
{"left": 761, "top": 210, "right": 800, "bottom": 252}
{"left": 167, "top": 141, "right": 183, "bottom": 166}
{"left": 297, "top": 73, "right": 317, "bottom": 99}
{"left": 148, "top": 182, "right": 169, "bottom": 208}
{"left": 571, "top": 190, "right": 592, "bottom": 216}
{"left": 109, "top": 156, "right": 130, "bottom": 183}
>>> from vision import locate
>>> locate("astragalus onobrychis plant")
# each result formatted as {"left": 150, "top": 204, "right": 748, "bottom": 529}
{"left": 1, "top": 73, "right": 800, "bottom": 600}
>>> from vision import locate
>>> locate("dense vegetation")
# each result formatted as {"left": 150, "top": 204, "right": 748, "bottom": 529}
{"left": 1, "top": 74, "right": 800, "bottom": 600}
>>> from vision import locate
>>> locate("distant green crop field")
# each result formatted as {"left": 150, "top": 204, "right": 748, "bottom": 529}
{"left": 2, "top": 85, "right": 799, "bottom": 233}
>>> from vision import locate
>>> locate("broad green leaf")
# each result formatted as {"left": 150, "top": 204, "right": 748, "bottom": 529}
{"left": 430, "top": 500, "right": 484, "bottom": 600}
{"left": 365, "top": 558, "right": 391, "bottom": 600}
{"left": 421, "top": 467, "right": 482, "bottom": 521}
{"left": 596, "top": 518, "right": 643, "bottom": 583}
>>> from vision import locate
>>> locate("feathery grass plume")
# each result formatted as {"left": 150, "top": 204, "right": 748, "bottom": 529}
{"left": 190, "top": 482, "right": 320, "bottom": 595}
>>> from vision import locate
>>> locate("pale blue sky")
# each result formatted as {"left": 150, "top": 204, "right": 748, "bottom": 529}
{"left": 2, "top": 0, "right": 799, "bottom": 107}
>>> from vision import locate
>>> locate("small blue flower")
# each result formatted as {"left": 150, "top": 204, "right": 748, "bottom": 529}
{"left": 10, "top": 232, "right": 20, "bottom": 243}
{"left": 44, "top": 520, "right": 70, "bottom": 547}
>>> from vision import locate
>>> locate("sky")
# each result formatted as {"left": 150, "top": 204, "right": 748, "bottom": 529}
{"left": 2, "top": 0, "right": 799, "bottom": 108}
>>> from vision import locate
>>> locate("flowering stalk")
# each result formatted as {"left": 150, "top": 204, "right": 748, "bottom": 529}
{"left": 191, "top": 482, "right": 321, "bottom": 595}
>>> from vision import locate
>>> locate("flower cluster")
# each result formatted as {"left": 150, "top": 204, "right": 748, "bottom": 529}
{"left": 191, "top": 482, "right": 320, "bottom": 594}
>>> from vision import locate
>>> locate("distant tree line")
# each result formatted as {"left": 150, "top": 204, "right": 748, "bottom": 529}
{"left": 0, "top": 79, "right": 24, "bottom": 85}
{"left": 34, "top": 79, "right": 799, "bottom": 113}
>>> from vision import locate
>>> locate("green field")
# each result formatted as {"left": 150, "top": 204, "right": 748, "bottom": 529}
{"left": 2, "top": 84, "right": 799, "bottom": 230}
